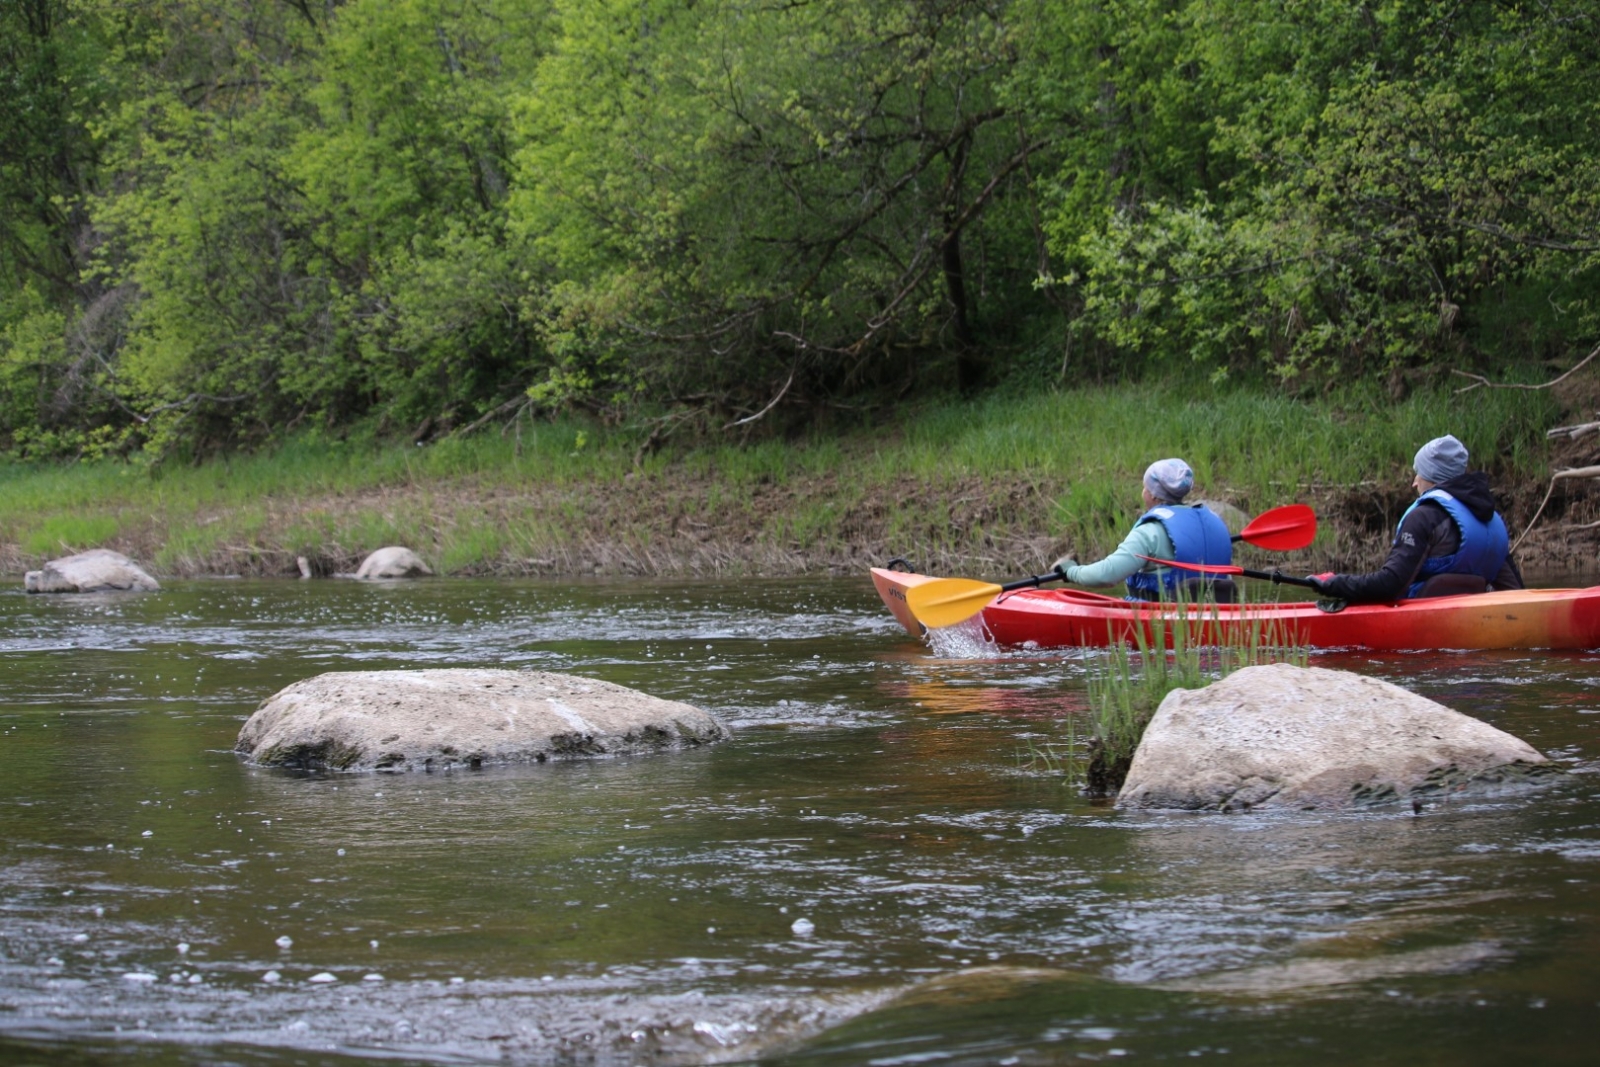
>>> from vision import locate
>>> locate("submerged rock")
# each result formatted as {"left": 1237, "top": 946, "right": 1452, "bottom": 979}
{"left": 354, "top": 546, "right": 432, "bottom": 579}
{"left": 24, "top": 549, "right": 160, "bottom": 594}
{"left": 1117, "top": 662, "right": 1553, "bottom": 811}
{"left": 236, "top": 668, "right": 730, "bottom": 771}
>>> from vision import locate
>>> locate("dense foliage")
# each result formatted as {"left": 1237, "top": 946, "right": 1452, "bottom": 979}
{"left": 2, "top": 0, "right": 1597, "bottom": 458}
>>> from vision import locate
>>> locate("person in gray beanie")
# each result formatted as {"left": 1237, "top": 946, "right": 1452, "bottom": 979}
{"left": 1052, "top": 458, "right": 1234, "bottom": 601}
{"left": 1308, "top": 434, "right": 1522, "bottom": 602}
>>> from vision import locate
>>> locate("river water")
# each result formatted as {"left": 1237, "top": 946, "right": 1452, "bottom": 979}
{"left": 0, "top": 577, "right": 1595, "bottom": 1066}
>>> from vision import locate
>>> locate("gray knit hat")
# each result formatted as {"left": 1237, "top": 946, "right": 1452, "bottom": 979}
{"left": 1413, "top": 435, "right": 1468, "bottom": 484}
{"left": 1143, "top": 458, "right": 1194, "bottom": 504}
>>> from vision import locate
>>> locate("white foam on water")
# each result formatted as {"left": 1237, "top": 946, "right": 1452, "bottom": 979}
{"left": 924, "top": 617, "right": 1000, "bottom": 659}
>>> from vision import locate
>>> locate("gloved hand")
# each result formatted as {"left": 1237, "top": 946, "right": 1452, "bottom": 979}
{"left": 1306, "top": 571, "right": 1337, "bottom": 594}
{"left": 1052, "top": 556, "right": 1077, "bottom": 578}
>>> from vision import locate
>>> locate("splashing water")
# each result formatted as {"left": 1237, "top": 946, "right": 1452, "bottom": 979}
{"left": 924, "top": 615, "right": 1001, "bottom": 658}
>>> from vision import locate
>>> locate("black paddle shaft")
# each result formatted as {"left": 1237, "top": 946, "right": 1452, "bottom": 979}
{"left": 1235, "top": 566, "right": 1322, "bottom": 591}
{"left": 998, "top": 570, "right": 1070, "bottom": 593}
{"left": 1001, "top": 565, "right": 1320, "bottom": 593}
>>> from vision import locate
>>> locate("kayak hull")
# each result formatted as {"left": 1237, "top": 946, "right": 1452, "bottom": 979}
{"left": 870, "top": 567, "right": 1600, "bottom": 651}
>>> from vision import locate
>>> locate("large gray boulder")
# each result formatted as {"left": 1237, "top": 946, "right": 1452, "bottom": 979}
{"left": 24, "top": 549, "right": 160, "bottom": 594}
{"left": 1117, "top": 663, "right": 1553, "bottom": 811}
{"left": 354, "top": 546, "right": 432, "bottom": 579}
{"left": 236, "top": 669, "right": 730, "bottom": 771}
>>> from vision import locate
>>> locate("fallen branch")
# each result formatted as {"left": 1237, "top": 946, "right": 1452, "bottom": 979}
{"left": 1547, "top": 419, "right": 1600, "bottom": 439}
{"left": 1453, "top": 341, "right": 1600, "bottom": 393}
{"left": 1512, "top": 465, "right": 1600, "bottom": 553}
{"left": 454, "top": 393, "right": 532, "bottom": 438}
{"left": 725, "top": 363, "right": 797, "bottom": 428}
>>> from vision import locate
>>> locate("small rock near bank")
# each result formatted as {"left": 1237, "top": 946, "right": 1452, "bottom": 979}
{"left": 354, "top": 546, "right": 432, "bottom": 579}
{"left": 24, "top": 549, "right": 160, "bottom": 594}
{"left": 236, "top": 669, "right": 731, "bottom": 772}
{"left": 1117, "top": 662, "right": 1553, "bottom": 811}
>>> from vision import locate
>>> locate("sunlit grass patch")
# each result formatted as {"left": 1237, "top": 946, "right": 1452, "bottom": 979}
{"left": 342, "top": 510, "right": 429, "bottom": 557}
{"left": 437, "top": 522, "right": 508, "bottom": 574}
{"left": 152, "top": 521, "right": 228, "bottom": 571}
{"left": 280, "top": 510, "right": 342, "bottom": 559}
{"left": 22, "top": 515, "right": 121, "bottom": 556}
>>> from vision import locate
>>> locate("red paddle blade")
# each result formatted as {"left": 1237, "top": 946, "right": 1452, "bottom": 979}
{"left": 1136, "top": 554, "right": 1245, "bottom": 576}
{"left": 1236, "top": 504, "right": 1316, "bottom": 551}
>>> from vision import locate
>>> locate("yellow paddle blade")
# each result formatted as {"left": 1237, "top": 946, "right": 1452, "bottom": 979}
{"left": 905, "top": 577, "right": 1004, "bottom": 629}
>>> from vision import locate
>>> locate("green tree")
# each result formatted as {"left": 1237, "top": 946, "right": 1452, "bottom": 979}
{"left": 290, "top": 0, "right": 550, "bottom": 431}
{"left": 87, "top": 0, "right": 550, "bottom": 452}
{"left": 1019, "top": 0, "right": 1600, "bottom": 383}
{"left": 86, "top": 0, "right": 325, "bottom": 452}
{"left": 0, "top": 0, "right": 125, "bottom": 453}
{"left": 512, "top": 0, "right": 1050, "bottom": 426}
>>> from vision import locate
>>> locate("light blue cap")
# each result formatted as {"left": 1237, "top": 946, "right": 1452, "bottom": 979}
{"left": 1143, "top": 458, "right": 1194, "bottom": 504}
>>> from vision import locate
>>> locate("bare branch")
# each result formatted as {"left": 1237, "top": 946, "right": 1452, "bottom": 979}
{"left": 122, "top": 392, "right": 252, "bottom": 425}
{"left": 1511, "top": 464, "right": 1600, "bottom": 554}
{"left": 724, "top": 361, "right": 798, "bottom": 428}
{"left": 1547, "top": 420, "right": 1600, "bottom": 440}
{"left": 453, "top": 393, "right": 533, "bottom": 438}
{"left": 1452, "top": 341, "right": 1600, "bottom": 393}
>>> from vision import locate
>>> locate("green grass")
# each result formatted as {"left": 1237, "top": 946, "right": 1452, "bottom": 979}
{"left": 1083, "top": 598, "right": 1310, "bottom": 796}
{"left": 0, "top": 379, "right": 1561, "bottom": 576}
{"left": 437, "top": 522, "right": 509, "bottom": 574}
{"left": 875, "top": 381, "right": 1556, "bottom": 555}
{"left": 887, "top": 382, "right": 1553, "bottom": 484}
{"left": 22, "top": 515, "right": 122, "bottom": 556}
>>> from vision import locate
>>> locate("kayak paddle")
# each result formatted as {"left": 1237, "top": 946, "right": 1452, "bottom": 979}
{"left": 1135, "top": 555, "right": 1323, "bottom": 590}
{"left": 1230, "top": 503, "right": 1315, "bottom": 550}
{"left": 904, "top": 504, "right": 1318, "bottom": 628}
{"left": 904, "top": 571, "right": 1070, "bottom": 630}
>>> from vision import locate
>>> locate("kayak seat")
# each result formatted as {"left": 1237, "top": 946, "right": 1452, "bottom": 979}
{"left": 1178, "top": 576, "right": 1238, "bottom": 604}
{"left": 1414, "top": 573, "right": 1489, "bottom": 598}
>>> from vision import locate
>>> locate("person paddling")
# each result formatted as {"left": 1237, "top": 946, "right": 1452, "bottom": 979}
{"left": 1308, "top": 435, "right": 1523, "bottom": 603}
{"left": 1053, "top": 458, "right": 1234, "bottom": 602}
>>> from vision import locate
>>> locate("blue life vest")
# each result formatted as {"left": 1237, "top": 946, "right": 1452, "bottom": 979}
{"left": 1125, "top": 505, "right": 1234, "bottom": 600}
{"left": 1398, "top": 488, "right": 1510, "bottom": 598}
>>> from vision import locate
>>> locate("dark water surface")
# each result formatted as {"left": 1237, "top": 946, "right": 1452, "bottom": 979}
{"left": 0, "top": 577, "right": 1596, "bottom": 1066}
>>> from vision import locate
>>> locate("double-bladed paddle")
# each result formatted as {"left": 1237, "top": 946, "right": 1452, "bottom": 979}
{"left": 1133, "top": 555, "right": 1323, "bottom": 591}
{"left": 1224, "top": 503, "right": 1314, "bottom": 551}
{"left": 904, "top": 504, "right": 1316, "bottom": 629}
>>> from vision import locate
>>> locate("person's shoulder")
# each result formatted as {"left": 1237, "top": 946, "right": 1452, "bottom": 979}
{"left": 1405, "top": 496, "right": 1451, "bottom": 521}
{"left": 1130, "top": 519, "right": 1172, "bottom": 546}
{"left": 1396, "top": 498, "right": 1451, "bottom": 541}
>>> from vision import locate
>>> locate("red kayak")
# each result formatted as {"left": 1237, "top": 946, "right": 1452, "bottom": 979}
{"left": 871, "top": 567, "right": 1600, "bottom": 651}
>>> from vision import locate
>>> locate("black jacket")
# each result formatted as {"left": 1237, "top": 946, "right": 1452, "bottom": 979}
{"left": 1320, "top": 472, "right": 1523, "bottom": 603}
